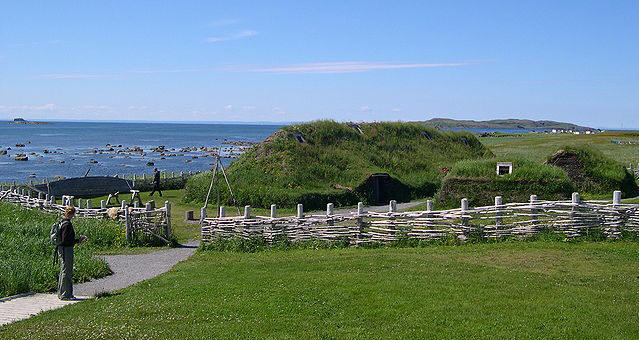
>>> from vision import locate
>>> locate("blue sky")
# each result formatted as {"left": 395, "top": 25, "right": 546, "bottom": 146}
{"left": 1, "top": 1, "right": 637, "bottom": 127}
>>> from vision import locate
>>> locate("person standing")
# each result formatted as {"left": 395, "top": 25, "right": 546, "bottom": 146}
{"left": 57, "top": 206, "right": 87, "bottom": 300}
{"left": 150, "top": 167, "right": 163, "bottom": 197}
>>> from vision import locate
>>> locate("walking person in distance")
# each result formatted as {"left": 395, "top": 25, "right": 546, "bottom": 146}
{"left": 150, "top": 167, "right": 163, "bottom": 197}
{"left": 55, "top": 206, "right": 87, "bottom": 300}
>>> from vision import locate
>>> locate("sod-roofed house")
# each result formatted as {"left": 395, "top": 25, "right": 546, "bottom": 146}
{"left": 185, "top": 121, "right": 492, "bottom": 209}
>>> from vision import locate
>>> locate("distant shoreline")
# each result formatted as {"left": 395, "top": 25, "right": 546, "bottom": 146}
{"left": 6, "top": 121, "right": 50, "bottom": 125}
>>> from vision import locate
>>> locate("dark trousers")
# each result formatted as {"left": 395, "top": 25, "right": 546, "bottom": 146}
{"left": 150, "top": 182, "right": 162, "bottom": 196}
{"left": 57, "top": 246, "right": 74, "bottom": 299}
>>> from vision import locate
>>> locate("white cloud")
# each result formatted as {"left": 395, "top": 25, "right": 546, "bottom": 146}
{"left": 0, "top": 104, "right": 56, "bottom": 111}
{"left": 392, "top": 108, "right": 402, "bottom": 112}
{"left": 359, "top": 106, "right": 371, "bottom": 112}
{"left": 205, "top": 30, "right": 258, "bottom": 43}
{"left": 241, "top": 106, "right": 256, "bottom": 110}
{"left": 224, "top": 104, "right": 234, "bottom": 110}
{"left": 245, "top": 61, "right": 470, "bottom": 74}
{"left": 35, "top": 60, "right": 472, "bottom": 80}
{"left": 272, "top": 107, "right": 285, "bottom": 115}
{"left": 128, "top": 105, "right": 150, "bottom": 110}
{"left": 37, "top": 73, "right": 119, "bottom": 79}
{"left": 78, "top": 105, "right": 111, "bottom": 110}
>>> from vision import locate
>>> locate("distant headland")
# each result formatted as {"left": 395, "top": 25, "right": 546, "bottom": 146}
{"left": 6, "top": 118, "right": 49, "bottom": 125}
{"left": 421, "top": 118, "right": 597, "bottom": 131}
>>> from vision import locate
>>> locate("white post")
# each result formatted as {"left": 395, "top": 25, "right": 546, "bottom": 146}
{"left": 495, "top": 196, "right": 502, "bottom": 227}
{"left": 572, "top": 192, "right": 580, "bottom": 204}
{"left": 270, "top": 204, "right": 277, "bottom": 218}
{"left": 219, "top": 206, "right": 226, "bottom": 217}
{"left": 389, "top": 200, "right": 397, "bottom": 213}
{"left": 426, "top": 200, "right": 433, "bottom": 212}
{"left": 86, "top": 200, "right": 91, "bottom": 209}
{"left": 244, "top": 205, "right": 251, "bottom": 219}
{"left": 100, "top": 200, "right": 106, "bottom": 209}
{"left": 121, "top": 200, "right": 126, "bottom": 210}
{"left": 357, "top": 202, "right": 364, "bottom": 216}
{"left": 297, "top": 204, "right": 304, "bottom": 218}
{"left": 530, "top": 194, "right": 537, "bottom": 203}
{"left": 613, "top": 190, "right": 622, "bottom": 205}
{"left": 326, "top": 203, "right": 334, "bottom": 216}
{"left": 461, "top": 198, "right": 469, "bottom": 227}
{"left": 461, "top": 198, "right": 469, "bottom": 211}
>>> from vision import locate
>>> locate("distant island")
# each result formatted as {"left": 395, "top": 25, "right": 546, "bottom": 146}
{"left": 421, "top": 118, "right": 597, "bottom": 131}
{"left": 7, "top": 118, "right": 49, "bottom": 125}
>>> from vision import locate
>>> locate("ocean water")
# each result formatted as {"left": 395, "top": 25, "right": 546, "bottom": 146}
{"left": 0, "top": 122, "right": 281, "bottom": 183}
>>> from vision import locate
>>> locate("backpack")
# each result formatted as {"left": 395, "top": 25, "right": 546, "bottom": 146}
{"left": 50, "top": 220, "right": 64, "bottom": 246}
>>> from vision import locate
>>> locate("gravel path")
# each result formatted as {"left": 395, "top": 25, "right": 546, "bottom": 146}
{"left": 0, "top": 241, "right": 198, "bottom": 326}
{"left": 74, "top": 240, "right": 199, "bottom": 297}
{"left": 333, "top": 200, "right": 425, "bottom": 215}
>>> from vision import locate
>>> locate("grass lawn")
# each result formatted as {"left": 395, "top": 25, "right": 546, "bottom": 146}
{"left": 480, "top": 130, "right": 639, "bottom": 164}
{"left": 3, "top": 241, "right": 639, "bottom": 339}
{"left": 0, "top": 202, "right": 125, "bottom": 298}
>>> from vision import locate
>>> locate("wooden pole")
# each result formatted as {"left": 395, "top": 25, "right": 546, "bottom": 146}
{"left": 165, "top": 201, "right": 172, "bottom": 238}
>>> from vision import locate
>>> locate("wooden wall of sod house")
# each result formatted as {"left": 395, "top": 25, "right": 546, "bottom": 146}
{"left": 185, "top": 121, "right": 493, "bottom": 210}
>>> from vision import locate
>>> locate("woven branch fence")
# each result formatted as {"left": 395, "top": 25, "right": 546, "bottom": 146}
{"left": 201, "top": 191, "right": 639, "bottom": 245}
{"left": 0, "top": 187, "right": 171, "bottom": 244}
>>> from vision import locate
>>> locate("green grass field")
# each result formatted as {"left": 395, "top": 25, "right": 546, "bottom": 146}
{"left": 480, "top": 130, "right": 639, "bottom": 164}
{"left": 0, "top": 202, "right": 125, "bottom": 298}
{"left": 2, "top": 242, "right": 639, "bottom": 339}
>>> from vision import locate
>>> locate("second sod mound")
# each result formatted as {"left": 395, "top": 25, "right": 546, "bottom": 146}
{"left": 436, "top": 159, "right": 575, "bottom": 208}
{"left": 545, "top": 146, "right": 638, "bottom": 197}
{"left": 185, "top": 121, "right": 493, "bottom": 209}
{"left": 436, "top": 146, "right": 638, "bottom": 209}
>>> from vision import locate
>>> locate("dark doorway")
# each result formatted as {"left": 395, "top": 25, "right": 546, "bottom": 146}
{"left": 371, "top": 173, "right": 390, "bottom": 205}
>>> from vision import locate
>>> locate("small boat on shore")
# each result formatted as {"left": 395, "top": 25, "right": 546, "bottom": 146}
{"left": 31, "top": 176, "right": 133, "bottom": 198}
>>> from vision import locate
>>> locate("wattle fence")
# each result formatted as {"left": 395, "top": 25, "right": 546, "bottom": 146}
{"left": 200, "top": 191, "right": 639, "bottom": 245}
{"left": 0, "top": 186, "right": 172, "bottom": 244}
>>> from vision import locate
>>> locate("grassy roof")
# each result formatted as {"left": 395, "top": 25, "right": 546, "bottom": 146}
{"left": 185, "top": 121, "right": 492, "bottom": 209}
{"left": 436, "top": 158, "right": 575, "bottom": 208}
{"left": 546, "top": 146, "right": 638, "bottom": 197}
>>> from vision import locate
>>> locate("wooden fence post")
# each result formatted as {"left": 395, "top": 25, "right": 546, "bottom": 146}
{"left": 609, "top": 191, "right": 623, "bottom": 238}
{"left": 165, "top": 201, "right": 172, "bottom": 238}
{"left": 461, "top": 198, "right": 469, "bottom": 227}
{"left": 200, "top": 207, "right": 206, "bottom": 224}
{"left": 529, "top": 195, "right": 539, "bottom": 231}
{"left": 494, "top": 196, "right": 503, "bottom": 228}
{"left": 389, "top": 200, "right": 397, "bottom": 213}
{"left": 219, "top": 206, "right": 226, "bottom": 217}
{"left": 613, "top": 190, "right": 622, "bottom": 205}
{"left": 326, "top": 203, "right": 334, "bottom": 216}
{"left": 125, "top": 206, "right": 131, "bottom": 243}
